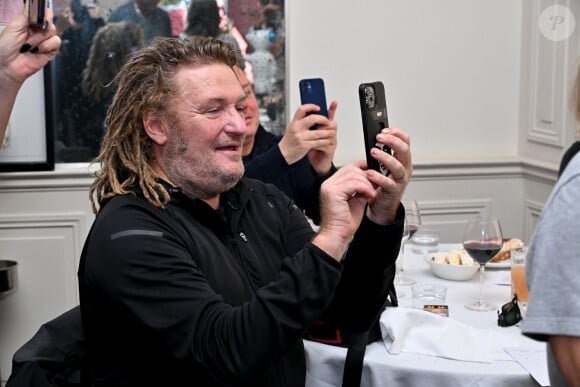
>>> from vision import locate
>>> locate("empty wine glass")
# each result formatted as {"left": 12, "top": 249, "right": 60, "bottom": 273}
{"left": 394, "top": 200, "right": 421, "bottom": 286}
{"left": 462, "top": 216, "right": 503, "bottom": 311}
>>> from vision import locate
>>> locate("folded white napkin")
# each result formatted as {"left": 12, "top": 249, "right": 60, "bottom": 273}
{"left": 379, "top": 307, "right": 522, "bottom": 363}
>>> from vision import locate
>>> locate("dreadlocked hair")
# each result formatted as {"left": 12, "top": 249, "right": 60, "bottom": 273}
{"left": 89, "top": 36, "right": 241, "bottom": 214}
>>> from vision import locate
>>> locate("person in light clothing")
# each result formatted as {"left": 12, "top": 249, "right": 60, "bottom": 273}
{"left": 522, "top": 63, "right": 580, "bottom": 387}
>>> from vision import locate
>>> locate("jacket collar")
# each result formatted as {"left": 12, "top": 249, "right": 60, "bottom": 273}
{"left": 161, "top": 178, "right": 250, "bottom": 215}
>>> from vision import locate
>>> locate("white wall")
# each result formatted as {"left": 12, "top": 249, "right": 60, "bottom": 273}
{"left": 287, "top": 0, "right": 523, "bottom": 165}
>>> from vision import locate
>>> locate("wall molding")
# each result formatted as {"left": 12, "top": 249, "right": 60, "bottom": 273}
{"left": 0, "top": 212, "right": 88, "bottom": 263}
{"left": 524, "top": 199, "right": 545, "bottom": 241}
{"left": 525, "top": 0, "right": 571, "bottom": 149}
{"left": 413, "top": 158, "right": 557, "bottom": 185}
{"left": 417, "top": 198, "right": 491, "bottom": 218}
{"left": 0, "top": 163, "right": 97, "bottom": 191}
{"left": 0, "top": 157, "right": 559, "bottom": 189}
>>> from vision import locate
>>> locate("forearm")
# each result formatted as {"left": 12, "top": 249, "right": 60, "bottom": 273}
{"left": 316, "top": 162, "right": 337, "bottom": 178}
{"left": 550, "top": 335, "right": 580, "bottom": 387}
{"left": 311, "top": 232, "right": 351, "bottom": 263}
{"left": 308, "top": 208, "right": 404, "bottom": 336}
{"left": 98, "top": 240, "right": 340, "bottom": 384}
{"left": 365, "top": 197, "right": 402, "bottom": 225}
{"left": 311, "top": 158, "right": 335, "bottom": 176}
{"left": 0, "top": 81, "right": 21, "bottom": 143}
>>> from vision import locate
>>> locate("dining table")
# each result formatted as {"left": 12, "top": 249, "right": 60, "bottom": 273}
{"left": 303, "top": 243, "right": 547, "bottom": 387}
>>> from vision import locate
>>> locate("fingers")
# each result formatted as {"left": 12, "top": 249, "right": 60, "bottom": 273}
{"left": 31, "top": 20, "right": 59, "bottom": 47}
{"left": 372, "top": 128, "right": 411, "bottom": 173}
{"left": 35, "top": 35, "right": 61, "bottom": 56}
{"left": 329, "top": 162, "right": 376, "bottom": 200}
{"left": 377, "top": 151, "right": 410, "bottom": 181}
{"left": 17, "top": 8, "right": 59, "bottom": 53}
{"left": 294, "top": 104, "right": 320, "bottom": 120}
{"left": 327, "top": 100, "right": 338, "bottom": 121}
{"left": 303, "top": 113, "right": 337, "bottom": 133}
{"left": 289, "top": 107, "right": 336, "bottom": 136}
{"left": 365, "top": 127, "right": 412, "bottom": 197}
{"left": 297, "top": 103, "right": 332, "bottom": 121}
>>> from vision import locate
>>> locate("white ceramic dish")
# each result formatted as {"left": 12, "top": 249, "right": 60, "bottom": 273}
{"left": 424, "top": 255, "right": 479, "bottom": 281}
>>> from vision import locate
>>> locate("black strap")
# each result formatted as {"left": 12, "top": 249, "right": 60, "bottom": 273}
{"left": 341, "top": 330, "right": 369, "bottom": 387}
{"left": 341, "top": 285, "right": 397, "bottom": 387}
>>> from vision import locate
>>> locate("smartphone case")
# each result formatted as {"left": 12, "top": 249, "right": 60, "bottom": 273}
{"left": 29, "top": 0, "right": 46, "bottom": 28}
{"left": 359, "top": 81, "right": 391, "bottom": 176}
{"left": 299, "top": 78, "right": 329, "bottom": 119}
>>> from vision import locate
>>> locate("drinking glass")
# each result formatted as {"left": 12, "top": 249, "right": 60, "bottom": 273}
{"left": 406, "top": 200, "right": 421, "bottom": 240}
{"left": 394, "top": 200, "right": 421, "bottom": 286}
{"left": 462, "top": 216, "right": 503, "bottom": 311}
{"left": 511, "top": 246, "right": 529, "bottom": 317}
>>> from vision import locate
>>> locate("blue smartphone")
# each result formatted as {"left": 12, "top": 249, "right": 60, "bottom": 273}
{"left": 299, "top": 78, "right": 328, "bottom": 129}
{"left": 359, "top": 81, "right": 391, "bottom": 176}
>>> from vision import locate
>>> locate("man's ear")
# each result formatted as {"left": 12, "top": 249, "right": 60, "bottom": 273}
{"left": 143, "top": 111, "right": 167, "bottom": 145}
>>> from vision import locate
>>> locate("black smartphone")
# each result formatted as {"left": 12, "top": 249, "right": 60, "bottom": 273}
{"left": 299, "top": 78, "right": 328, "bottom": 129}
{"left": 359, "top": 81, "right": 391, "bottom": 176}
{"left": 28, "top": 0, "right": 47, "bottom": 29}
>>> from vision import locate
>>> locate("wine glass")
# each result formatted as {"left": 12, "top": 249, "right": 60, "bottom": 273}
{"left": 462, "top": 217, "right": 503, "bottom": 311}
{"left": 405, "top": 200, "right": 421, "bottom": 241}
{"left": 394, "top": 200, "right": 421, "bottom": 287}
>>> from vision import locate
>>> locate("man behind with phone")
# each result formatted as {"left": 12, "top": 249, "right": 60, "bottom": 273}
{"left": 233, "top": 65, "right": 338, "bottom": 224}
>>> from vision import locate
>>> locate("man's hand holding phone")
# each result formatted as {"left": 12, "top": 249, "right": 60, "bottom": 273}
{"left": 278, "top": 101, "right": 338, "bottom": 173}
{"left": 365, "top": 127, "right": 412, "bottom": 225}
{"left": 314, "top": 125, "right": 413, "bottom": 258}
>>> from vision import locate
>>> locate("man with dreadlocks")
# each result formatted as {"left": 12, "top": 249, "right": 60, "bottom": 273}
{"left": 78, "top": 36, "right": 412, "bottom": 386}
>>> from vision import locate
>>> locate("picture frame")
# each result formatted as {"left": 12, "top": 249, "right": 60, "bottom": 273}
{"left": 0, "top": 62, "right": 55, "bottom": 172}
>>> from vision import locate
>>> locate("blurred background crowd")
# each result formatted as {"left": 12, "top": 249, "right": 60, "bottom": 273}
{"left": 50, "top": 0, "right": 285, "bottom": 162}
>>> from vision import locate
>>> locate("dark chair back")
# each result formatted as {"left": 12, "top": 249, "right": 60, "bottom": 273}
{"left": 6, "top": 306, "right": 84, "bottom": 387}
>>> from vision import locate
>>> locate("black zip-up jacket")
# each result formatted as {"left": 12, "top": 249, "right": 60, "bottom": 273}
{"left": 78, "top": 177, "right": 403, "bottom": 386}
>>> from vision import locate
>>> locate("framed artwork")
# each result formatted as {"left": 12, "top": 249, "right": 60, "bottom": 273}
{"left": 0, "top": 0, "right": 286, "bottom": 167}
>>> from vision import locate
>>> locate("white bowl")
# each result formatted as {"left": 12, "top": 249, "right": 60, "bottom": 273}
{"left": 424, "top": 255, "right": 479, "bottom": 281}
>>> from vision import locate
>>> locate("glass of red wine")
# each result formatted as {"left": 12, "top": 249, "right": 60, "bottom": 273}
{"left": 394, "top": 200, "right": 421, "bottom": 287}
{"left": 462, "top": 217, "right": 503, "bottom": 311}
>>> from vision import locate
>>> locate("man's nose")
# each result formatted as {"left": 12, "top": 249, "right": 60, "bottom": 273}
{"left": 225, "top": 107, "right": 247, "bottom": 135}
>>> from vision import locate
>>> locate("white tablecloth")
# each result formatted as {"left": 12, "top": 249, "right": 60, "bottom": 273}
{"left": 304, "top": 243, "right": 545, "bottom": 387}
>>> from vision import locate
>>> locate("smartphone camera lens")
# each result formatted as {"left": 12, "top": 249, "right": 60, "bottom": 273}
{"left": 364, "top": 86, "right": 376, "bottom": 109}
